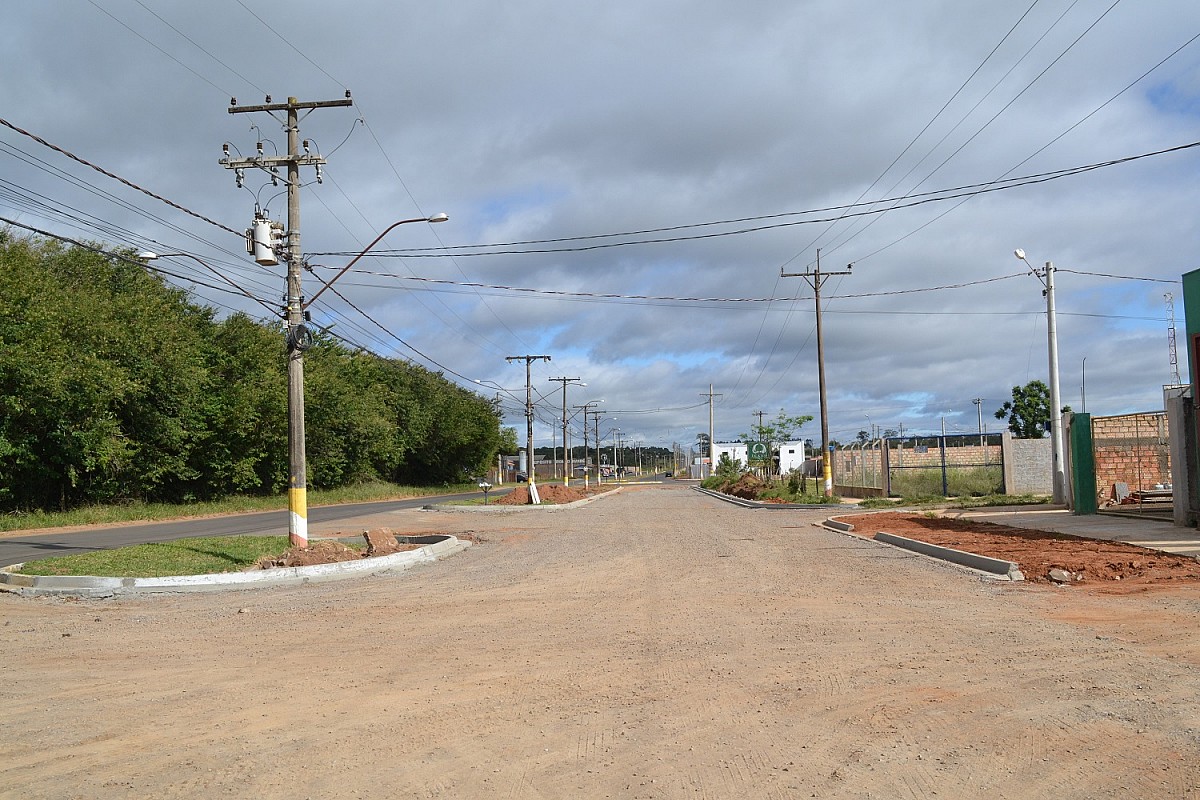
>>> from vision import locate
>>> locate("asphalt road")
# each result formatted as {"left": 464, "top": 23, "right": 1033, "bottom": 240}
{"left": 0, "top": 490, "right": 508, "bottom": 566}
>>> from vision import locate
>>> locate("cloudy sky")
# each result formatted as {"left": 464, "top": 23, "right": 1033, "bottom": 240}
{"left": 3, "top": 1, "right": 1199, "bottom": 455}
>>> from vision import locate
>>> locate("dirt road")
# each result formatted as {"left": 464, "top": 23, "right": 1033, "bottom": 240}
{"left": 4, "top": 484, "right": 1200, "bottom": 799}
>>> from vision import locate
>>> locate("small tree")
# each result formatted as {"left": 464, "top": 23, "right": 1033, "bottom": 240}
{"left": 995, "top": 380, "right": 1071, "bottom": 438}
{"left": 715, "top": 452, "right": 743, "bottom": 480}
{"left": 740, "top": 409, "right": 814, "bottom": 474}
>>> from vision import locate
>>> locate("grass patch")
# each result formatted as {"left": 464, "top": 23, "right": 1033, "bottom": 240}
{"left": 14, "top": 535, "right": 311, "bottom": 578}
{"left": 0, "top": 480, "right": 481, "bottom": 533}
{"left": 859, "top": 492, "right": 1050, "bottom": 509}
{"left": 888, "top": 466, "right": 1003, "bottom": 498}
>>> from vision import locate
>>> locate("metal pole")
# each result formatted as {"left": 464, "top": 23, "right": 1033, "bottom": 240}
{"left": 973, "top": 398, "right": 983, "bottom": 447}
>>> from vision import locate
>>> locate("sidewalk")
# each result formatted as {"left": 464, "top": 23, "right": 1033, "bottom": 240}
{"left": 944, "top": 506, "right": 1200, "bottom": 558}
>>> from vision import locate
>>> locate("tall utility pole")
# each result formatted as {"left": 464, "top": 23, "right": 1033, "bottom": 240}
{"left": 782, "top": 250, "right": 852, "bottom": 497}
{"left": 1015, "top": 250, "right": 1065, "bottom": 505}
{"left": 700, "top": 384, "right": 722, "bottom": 478}
{"left": 592, "top": 410, "right": 602, "bottom": 484}
{"left": 573, "top": 401, "right": 602, "bottom": 488}
{"left": 549, "top": 377, "right": 584, "bottom": 486}
{"left": 507, "top": 355, "right": 551, "bottom": 490}
{"left": 224, "top": 94, "right": 353, "bottom": 547}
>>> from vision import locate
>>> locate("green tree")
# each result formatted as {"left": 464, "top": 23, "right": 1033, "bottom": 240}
{"left": 740, "top": 409, "right": 814, "bottom": 471}
{"left": 0, "top": 235, "right": 211, "bottom": 508}
{"left": 994, "top": 380, "right": 1072, "bottom": 439}
{"left": 715, "top": 452, "right": 742, "bottom": 480}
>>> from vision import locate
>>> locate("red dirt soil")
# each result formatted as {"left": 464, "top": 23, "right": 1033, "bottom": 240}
{"left": 837, "top": 511, "right": 1200, "bottom": 593}
{"left": 496, "top": 484, "right": 607, "bottom": 505}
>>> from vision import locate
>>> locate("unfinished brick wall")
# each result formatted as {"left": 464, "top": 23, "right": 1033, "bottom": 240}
{"left": 1091, "top": 412, "right": 1171, "bottom": 500}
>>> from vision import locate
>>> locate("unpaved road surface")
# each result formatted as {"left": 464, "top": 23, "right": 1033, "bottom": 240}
{"left": 4, "top": 484, "right": 1200, "bottom": 799}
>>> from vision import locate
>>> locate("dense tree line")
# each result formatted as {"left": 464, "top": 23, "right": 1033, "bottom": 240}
{"left": 0, "top": 233, "right": 505, "bottom": 511}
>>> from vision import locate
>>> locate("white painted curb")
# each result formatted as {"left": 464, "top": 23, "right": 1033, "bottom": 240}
{"left": 0, "top": 535, "right": 469, "bottom": 598}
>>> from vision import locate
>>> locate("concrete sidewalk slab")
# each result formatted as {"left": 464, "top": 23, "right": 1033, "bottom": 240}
{"left": 944, "top": 507, "right": 1200, "bottom": 558}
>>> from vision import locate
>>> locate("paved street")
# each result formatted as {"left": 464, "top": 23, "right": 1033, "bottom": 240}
{"left": 0, "top": 490, "right": 506, "bottom": 565}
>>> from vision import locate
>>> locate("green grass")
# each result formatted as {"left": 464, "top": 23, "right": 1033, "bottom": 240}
{"left": 13, "top": 535, "right": 310, "bottom": 578}
{"left": 888, "top": 466, "right": 1003, "bottom": 498}
{"left": 0, "top": 480, "right": 481, "bottom": 533}
{"left": 859, "top": 492, "right": 1050, "bottom": 509}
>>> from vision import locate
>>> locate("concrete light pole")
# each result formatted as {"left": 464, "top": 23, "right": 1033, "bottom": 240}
{"left": 1015, "top": 249, "right": 1066, "bottom": 504}
{"left": 549, "top": 377, "right": 584, "bottom": 486}
{"left": 507, "top": 355, "right": 551, "bottom": 500}
{"left": 573, "top": 400, "right": 602, "bottom": 488}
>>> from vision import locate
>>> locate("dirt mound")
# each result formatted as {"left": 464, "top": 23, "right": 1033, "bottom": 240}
{"left": 724, "top": 473, "right": 768, "bottom": 500}
{"left": 255, "top": 539, "right": 363, "bottom": 569}
{"left": 253, "top": 534, "right": 421, "bottom": 569}
{"left": 837, "top": 511, "right": 1200, "bottom": 591}
{"left": 497, "top": 484, "right": 605, "bottom": 505}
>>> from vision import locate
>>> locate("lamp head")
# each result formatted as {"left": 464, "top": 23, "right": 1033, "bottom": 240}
{"left": 427, "top": 213, "right": 449, "bottom": 223}
{"left": 137, "top": 251, "right": 158, "bottom": 261}
{"left": 1013, "top": 248, "right": 1026, "bottom": 260}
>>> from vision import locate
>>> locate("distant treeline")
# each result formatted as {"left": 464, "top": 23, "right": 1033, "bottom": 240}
{"left": 0, "top": 232, "right": 504, "bottom": 511}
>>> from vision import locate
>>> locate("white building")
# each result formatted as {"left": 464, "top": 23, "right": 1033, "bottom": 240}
{"left": 709, "top": 440, "right": 807, "bottom": 474}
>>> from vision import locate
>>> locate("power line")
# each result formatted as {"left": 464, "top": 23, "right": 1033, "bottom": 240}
{"left": 309, "top": 139, "right": 1200, "bottom": 259}
{"left": 0, "top": 116, "right": 241, "bottom": 236}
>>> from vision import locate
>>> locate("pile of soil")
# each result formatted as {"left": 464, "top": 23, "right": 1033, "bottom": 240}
{"left": 721, "top": 473, "right": 768, "bottom": 500}
{"left": 837, "top": 511, "right": 1200, "bottom": 591}
{"left": 253, "top": 537, "right": 419, "bottom": 569}
{"left": 497, "top": 484, "right": 606, "bottom": 505}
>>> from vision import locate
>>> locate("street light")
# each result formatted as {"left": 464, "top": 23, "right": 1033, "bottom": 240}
{"left": 304, "top": 213, "right": 448, "bottom": 308}
{"left": 1014, "top": 248, "right": 1065, "bottom": 504}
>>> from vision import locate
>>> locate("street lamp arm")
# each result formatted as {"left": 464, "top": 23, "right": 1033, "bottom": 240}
{"left": 304, "top": 213, "right": 447, "bottom": 309}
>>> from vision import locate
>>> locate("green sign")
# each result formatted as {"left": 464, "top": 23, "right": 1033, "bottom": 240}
{"left": 746, "top": 441, "right": 769, "bottom": 460}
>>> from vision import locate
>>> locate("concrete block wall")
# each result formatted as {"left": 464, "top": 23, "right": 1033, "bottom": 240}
{"left": 1091, "top": 412, "right": 1171, "bottom": 499}
{"left": 1004, "top": 436, "right": 1052, "bottom": 495}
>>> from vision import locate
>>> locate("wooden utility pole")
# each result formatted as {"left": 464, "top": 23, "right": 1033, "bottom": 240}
{"left": 782, "top": 250, "right": 852, "bottom": 497}
{"left": 224, "top": 94, "right": 353, "bottom": 547}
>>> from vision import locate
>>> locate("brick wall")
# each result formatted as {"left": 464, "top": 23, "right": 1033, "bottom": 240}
{"left": 1091, "top": 412, "right": 1170, "bottom": 500}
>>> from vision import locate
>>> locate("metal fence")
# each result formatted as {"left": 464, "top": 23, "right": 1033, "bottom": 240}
{"left": 836, "top": 434, "right": 1004, "bottom": 497}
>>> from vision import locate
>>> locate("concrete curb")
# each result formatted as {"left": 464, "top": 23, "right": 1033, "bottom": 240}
{"left": 424, "top": 487, "right": 622, "bottom": 512}
{"left": 820, "top": 516, "right": 1024, "bottom": 581}
{"left": 693, "top": 486, "right": 837, "bottom": 511}
{"left": 0, "top": 534, "right": 470, "bottom": 599}
{"left": 873, "top": 531, "right": 1025, "bottom": 581}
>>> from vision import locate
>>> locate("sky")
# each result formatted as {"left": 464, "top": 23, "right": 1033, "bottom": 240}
{"left": 3, "top": 1, "right": 1199, "bottom": 457}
